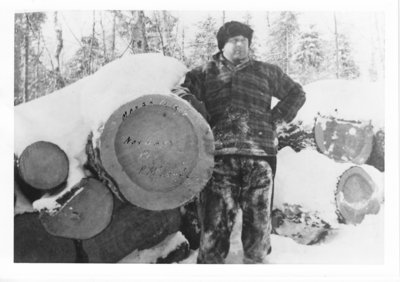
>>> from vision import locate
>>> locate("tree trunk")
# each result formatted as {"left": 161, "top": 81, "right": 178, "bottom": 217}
{"left": 82, "top": 202, "right": 181, "bottom": 263}
{"left": 14, "top": 15, "right": 23, "bottom": 105}
{"left": 334, "top": 13, "right": 340, "bottom": 79}
{"left": 99, "top": 12, "right": 107, "bottom": 63}
{"left": 24, "top": 14, "right": 30, "bottom": 103}
{"left": 88, "top": 10, "right": 96, "bottom": 75}
{"left": 274, "top": 147, "right": 383, "bottom": 227}
{"left": 39, "top": 177, "right": 114, "bottom": 240}
{"left": 111, "top": 11, "right": 116, "bottom": 60}
{"left": 14, "top": 213, "right": 76, "bottom": 263}
{"left": 18, "top": 141, "right": 69, "bottom": 190}
{"left": 138, "top": 10, "right": 149, "bottom": 53}
{"left": 54, "top": 11, "right": 65, "bottom": 89}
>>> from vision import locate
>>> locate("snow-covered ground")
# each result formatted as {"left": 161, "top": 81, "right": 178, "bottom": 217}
{"left": 122, "top": 205, "right": 383, "bottom": 264}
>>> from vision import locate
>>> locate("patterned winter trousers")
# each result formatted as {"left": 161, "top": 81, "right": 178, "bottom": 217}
{"left": 197, "top": 155, "right": 275, "bottom": 264}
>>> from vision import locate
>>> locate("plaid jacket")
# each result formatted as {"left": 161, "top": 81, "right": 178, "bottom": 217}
{"left": 173, "top": 53, "right": 306, "bottom": 157}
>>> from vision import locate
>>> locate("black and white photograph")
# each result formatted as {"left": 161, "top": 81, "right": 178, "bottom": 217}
{"left": 1, "top": 0, "right": 399, "bottom": 281}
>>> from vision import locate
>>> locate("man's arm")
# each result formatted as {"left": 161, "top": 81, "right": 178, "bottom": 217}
{"left": 172, "top": 67, "right": 209, "bottom": 120}
{"left": 270, "top": 65, "right": 306, "bottom": 125}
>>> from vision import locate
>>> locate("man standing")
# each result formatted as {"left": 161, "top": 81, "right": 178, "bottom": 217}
{"left": 173, "top": 21, "right": 306, "bottom": 263}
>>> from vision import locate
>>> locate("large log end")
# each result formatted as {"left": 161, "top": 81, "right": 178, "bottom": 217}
{"left": 99, "top": 94, "right": 214, "bottom": 210}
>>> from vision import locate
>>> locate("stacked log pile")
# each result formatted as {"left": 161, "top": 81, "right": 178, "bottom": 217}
{"left": 14, "top": 54, "right": 212, "bottom": 263}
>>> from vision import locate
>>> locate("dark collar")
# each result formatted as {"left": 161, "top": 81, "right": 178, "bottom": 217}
{"left": 213, "top": 52, "right": 252, "bottom": 71}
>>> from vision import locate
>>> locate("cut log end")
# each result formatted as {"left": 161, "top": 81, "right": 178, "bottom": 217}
{"left": 336, "top": 166, "right": 380, "bottom": 225}
{"left": 39, "top": 177, "right": 114, "bottom": 240}
{"left": 100, "top": 94, "right": 214, "bottom": 210}
{"left": 314, "top": 116, "right": 373, "bottom": 164}
{"left": 18, "top": 141, "right": 69, "bottom": 190}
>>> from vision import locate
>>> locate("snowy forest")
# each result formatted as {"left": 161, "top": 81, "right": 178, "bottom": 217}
{"left": 14, "top": 10, "right": 385, "bottom": 105}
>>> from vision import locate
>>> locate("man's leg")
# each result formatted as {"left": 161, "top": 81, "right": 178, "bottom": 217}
{"left": 240, "top": 157, "right": 273, "bottom": 263}
{"left": 197, "top": 156, "right": 240, "bottom": 264}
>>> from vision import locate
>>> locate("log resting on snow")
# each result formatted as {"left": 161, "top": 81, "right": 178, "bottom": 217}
{"left": 98, "top": 94, "right": 214, "bottom": 211}
{"left": 82, "top": 201, "right": 181, "bottom": 263}
{"left": 274, "top": 147, "right": 384, "bottom": 226}
{"left": 14, "top": 213, "right": 76, "bottom": 263}
{"left": 314, "top": 115, "right": 374, "bottom": 164}
{"left": 38, "top": 177, "right": 114, "bottom": 240}
{"left": 18, "top": 141, "right": 69, "bottom": 190}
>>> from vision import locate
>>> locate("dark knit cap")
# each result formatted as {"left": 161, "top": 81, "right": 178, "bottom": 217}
{"left": 216, "top": 21, "right": 254, "bottom": 51}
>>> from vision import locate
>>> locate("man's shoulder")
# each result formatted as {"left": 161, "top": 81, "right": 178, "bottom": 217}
{"left": 252, "top": 60, "right": 281, "bottom": 73}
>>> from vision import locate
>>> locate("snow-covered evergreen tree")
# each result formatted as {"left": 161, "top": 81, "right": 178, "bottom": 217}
{"left": 337, "top": 34, "right": 360, "bottom": 79}
{"left": 187, "top": 15, "right": 218, "bottom": 68}
{"left": 66, "top": 36, "right": 105, "bottom": 83}
{"left": 293, "top": 26, "right": 324, "bottom": 84}
{"left": 265, "top": 12, "right": 300, "bottom": 74}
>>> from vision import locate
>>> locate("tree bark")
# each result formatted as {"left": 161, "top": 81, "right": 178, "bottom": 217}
{"left": 14, "top": 213, "right": 76, "bottom": 263}
{"left": 82, "top": 202, "right": 181, "bottom": 263}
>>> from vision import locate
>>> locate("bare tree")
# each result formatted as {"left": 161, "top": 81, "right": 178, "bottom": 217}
{"left": 54, "top": 12, "right": 65, "bottom": 89}
{"left": 24, "top": 14, "right": 30, "bottom": 103}
{"left": 333, "top": 13, "right": 339, "bottom": 79}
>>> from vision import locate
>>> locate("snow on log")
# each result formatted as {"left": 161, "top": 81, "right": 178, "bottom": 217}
{"left": 38, "top": 178, "right": 114, "bottom": 240}
{"left": 18, "top": 141, "right": 69, "bottom": 190}
{"left": 81, "top": 202, "right": 181, "bottom": 263}
{"left": 314, "top": 115, "right": 374, "bottom": 164}
{"left": 118, "top": 232, "right": 190, "bottom": 263}
{"left": 99, "top": 94, "right": 214, "bottom": 210}
{"left": 294, "top": 80, "right": 384, "bottom": 130}
{"left": 14, "top": 53, "right": 187, "bottom": 213}
{"left": 14, "top": 213, "right": 76, "bottom": 263}
{"left": 274, "top": 147, "right": 384, "bottom": 226}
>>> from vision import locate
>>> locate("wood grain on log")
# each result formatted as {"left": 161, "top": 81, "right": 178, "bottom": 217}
{"left": 39, "top": 177, "right": 114, "bottom": 240}
{"left": 335, "top": 166, "right": 381, "bottom": 224}
{"left": 314, "top": 115, "right": 374, "bottom": 164}
{"left": 99, "top": 94, "right": 214, "bottom": 210}
{"left": 82, "top": 202, "right": 181, "bottom": 263}
{"left": 14, "top": 213, "right": 76, "bottom": 263}
{"left": 18, "top": 141, "right": 69, "bottom": 190}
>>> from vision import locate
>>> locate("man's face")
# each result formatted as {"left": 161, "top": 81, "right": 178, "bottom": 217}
{"left": 222, "top": 35, "right": 249, "bottom": 63}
